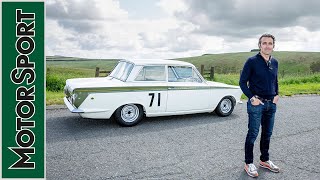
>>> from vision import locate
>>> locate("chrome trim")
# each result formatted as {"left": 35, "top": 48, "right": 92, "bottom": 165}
{"left": 220, "top": 98, "right": 232, "bottom": 113}
{"left": 120, "top": 104, "right": 140, "bottom": 123}
{"left": 64, "top": 97, "right": 84, "bottom": 113}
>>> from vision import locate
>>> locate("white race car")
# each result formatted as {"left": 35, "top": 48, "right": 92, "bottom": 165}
{"left": 64, "top": 59, "right": 242, "bottom": 126}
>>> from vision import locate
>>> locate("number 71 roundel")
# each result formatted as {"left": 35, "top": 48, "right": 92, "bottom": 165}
{"left": 149, "top": 93, "right": 160, "bottom": 107}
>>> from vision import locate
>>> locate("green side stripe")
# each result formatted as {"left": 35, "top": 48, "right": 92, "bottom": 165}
{"left": 75, "top": 86, "right": 239, "bottom": 93}
{"left": 77, "top": 86, "right": 168, "bottom": 93}
{"left": 69, "top": 85, "right": 239, "bottom": 108}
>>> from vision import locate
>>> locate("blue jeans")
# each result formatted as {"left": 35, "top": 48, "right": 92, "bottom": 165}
{"left": 245, "top": 100, "right": 277, "bottom": 164}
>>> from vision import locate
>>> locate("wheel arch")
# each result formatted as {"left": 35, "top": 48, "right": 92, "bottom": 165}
{"left": 111, "top": 103, "right": 146, "bottom": 117}
{"left": 214, "top": 95, "right": 236, "bottom": 117}
{"left": 224, "top": 95, "right": 236, "bottom": 106}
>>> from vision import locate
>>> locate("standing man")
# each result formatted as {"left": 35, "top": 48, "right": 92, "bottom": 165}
{"left": 239, "top": 34, "right": 280, "bottom": 178}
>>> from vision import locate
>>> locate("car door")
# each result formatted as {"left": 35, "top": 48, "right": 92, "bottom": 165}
{"left": 166, "top": 66, "right": 211, "bottom": 113}
{"left": 133, "top": 65, "right": 168, "bottom": 114}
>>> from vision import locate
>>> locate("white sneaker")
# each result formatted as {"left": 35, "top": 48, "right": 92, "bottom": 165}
{"left": 260, "top": 160, "right": 280, "bottom": 173}
{"left": 244, "top": 163, "right": 259, "bottom": 177}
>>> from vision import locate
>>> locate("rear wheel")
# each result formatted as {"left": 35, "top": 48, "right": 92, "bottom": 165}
{"left": 114, "top": 104, "right": 143, "bottom": 126}
{"left": 215, "top": 97, "right": 234, "bottom": 117}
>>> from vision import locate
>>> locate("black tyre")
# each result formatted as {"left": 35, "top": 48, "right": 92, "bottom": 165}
{"left": 215, "top": 97, "right": 235, "bottom": 117}
{"left": 114, "top": 104, "right": 143, "bottom": 126}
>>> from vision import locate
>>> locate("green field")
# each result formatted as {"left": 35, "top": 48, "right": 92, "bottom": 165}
{"left": 47, "top": 59, "right": 118, "bottom": 70}
{"left": 46, "top": 52, "right": 320, "bottom": 105}
{"left": 48, "top": 51, "right": 320, "bottom": 74}
{"left": 177, "top": 51, "right": 320, "bottom": 74}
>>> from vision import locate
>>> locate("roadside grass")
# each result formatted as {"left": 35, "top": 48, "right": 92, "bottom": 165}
{"left": 280, "top": 83, "right": 320, "bottom": 96}
{"left": 46, "top": 90, "right": 64, "bottom": 105}
{"left": 206, "top": 72, "right": 320, "bottom": 96}
{"left": 46, "top": 67, "right": 95, "bottom": 92}
{"left": 205, "top": 73, "right": 320, "bottom": 99}
{"left": 205, "top": 73, "right": 320, "bottom": 86}
{"left": 46, "top": 67, "right": 320, "bottom": 105}
{"left": 46, "top": 51, "right": 320, "bottom": 105}
{"left": 46, "top": 67, "right": 96, "bottom": 104}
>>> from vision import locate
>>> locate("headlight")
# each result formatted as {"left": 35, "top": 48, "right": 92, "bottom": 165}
{"left": 64, "top": 85, "right": 68, "bottom": 96}
{"left": 64, "top": 85, "right": 72, "bottom": 98}
{"left": 71, "top": 93, "right": 78, "bottom": 103}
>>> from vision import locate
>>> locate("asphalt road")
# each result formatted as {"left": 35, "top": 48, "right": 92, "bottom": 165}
{"left": 46, "top": 95, "right": 320, "bottom": 180}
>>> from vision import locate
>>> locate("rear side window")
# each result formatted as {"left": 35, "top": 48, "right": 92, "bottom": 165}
{"left": 135, "top": 66, "right": 166, "bottom": 81}
{"left": 168, "top": 66, "right": 202, "bottom": 83}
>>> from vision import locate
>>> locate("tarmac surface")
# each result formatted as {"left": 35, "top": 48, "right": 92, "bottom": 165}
{"left": 46, "top": 95, "right": 320, "bottom": 179}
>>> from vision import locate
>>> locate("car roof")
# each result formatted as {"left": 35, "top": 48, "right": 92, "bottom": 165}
{"left": 121, "top": 59, "right": 195, "bottom": 67}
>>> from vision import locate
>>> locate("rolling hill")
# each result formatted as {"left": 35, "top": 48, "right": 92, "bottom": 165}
{"left": 47, "top": 51, "right": 320, "bottom": 74}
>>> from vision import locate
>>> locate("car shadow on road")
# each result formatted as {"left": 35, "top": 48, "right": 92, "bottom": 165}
{"left": 46, "top": 109, "right": 241, "bottom": 143}
{"left": 142, "top": 112, "right": 238, "bottom": 126}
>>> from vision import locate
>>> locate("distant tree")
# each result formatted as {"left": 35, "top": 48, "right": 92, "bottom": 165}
{"left": 310, "top": 61, "right": 320, "bottom": 73}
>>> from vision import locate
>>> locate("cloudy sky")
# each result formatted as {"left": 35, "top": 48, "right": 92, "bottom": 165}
{"left": 46, "top": 0, "right": 320, "bottom": 59}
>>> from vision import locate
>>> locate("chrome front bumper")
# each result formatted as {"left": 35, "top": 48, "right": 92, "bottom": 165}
{"left": 64, "top": 97, "right": 84, "bottom": 113}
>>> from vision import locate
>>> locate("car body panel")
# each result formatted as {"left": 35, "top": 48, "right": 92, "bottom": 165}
{"left": 64, "top": 59, "right": 242, "bottom": 119}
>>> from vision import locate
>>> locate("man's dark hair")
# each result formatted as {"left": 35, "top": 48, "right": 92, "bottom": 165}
{"left": 258, "top": 34, "right": 275, "bottom": 46}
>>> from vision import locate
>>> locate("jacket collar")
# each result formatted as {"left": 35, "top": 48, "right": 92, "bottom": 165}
{"left": 257, "top": 52, "right": 273, "bottom": 62}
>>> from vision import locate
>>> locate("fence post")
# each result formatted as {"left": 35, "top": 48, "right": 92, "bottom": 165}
{"left": 95, "top": 67, "right": 100, "bottom": 77}
{"left": 281, "top": 70, "right": 285, "bottom": 78}
{"left": 210, "top": 67, "right": 214, "bottom": 80}
{"left": 200, "top": 64, "right": 204, "bottom": 76}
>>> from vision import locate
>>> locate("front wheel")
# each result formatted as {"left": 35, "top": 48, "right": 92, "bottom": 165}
{"left": 215, "top": 97, "right": 234, "bottom": 117}
{"left": 114, "top": 104, "right": 143, "bottom": 126}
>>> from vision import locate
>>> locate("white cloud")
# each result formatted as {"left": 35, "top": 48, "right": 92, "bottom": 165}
{"left": 46, "top": 0, "right": 320, "bottom": 59}
{"left": 156, "top": 0, "right": 188, "bottom": 15}
{"left": 46, "top": 19, "right": 80, "bottom": 55}
{"left": 47, "top": 0, "right": 128, "bottom": 20}
{"left": 175, "top": 0, "right": 320, "bottom": 37}
{"left": 275, "top": 26, "right": 320, "bottom": 51}
{"left": 46, "top": 0, "right": 204, "bottom": 59}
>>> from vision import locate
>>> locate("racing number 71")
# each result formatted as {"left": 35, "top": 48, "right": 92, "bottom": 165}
{"left": 149, "top": 93, "right": 160, "bottom": 107}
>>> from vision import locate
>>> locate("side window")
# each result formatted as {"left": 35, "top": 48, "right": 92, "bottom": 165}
{"left": 168, "top": 66, "right": 202, "bottom": 83}
{"left": 135, "top": 66, "right": 166, "bottom": 81}
{"left": 168, "top": 67, "right": 178, "bottom": 82}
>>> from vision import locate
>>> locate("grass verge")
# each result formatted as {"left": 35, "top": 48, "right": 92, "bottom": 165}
{"left": 46, "top": 83, "right": 320, "bottom": 105}
{"left": 46, "top": 90, "right": 64, "bottom": 105}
